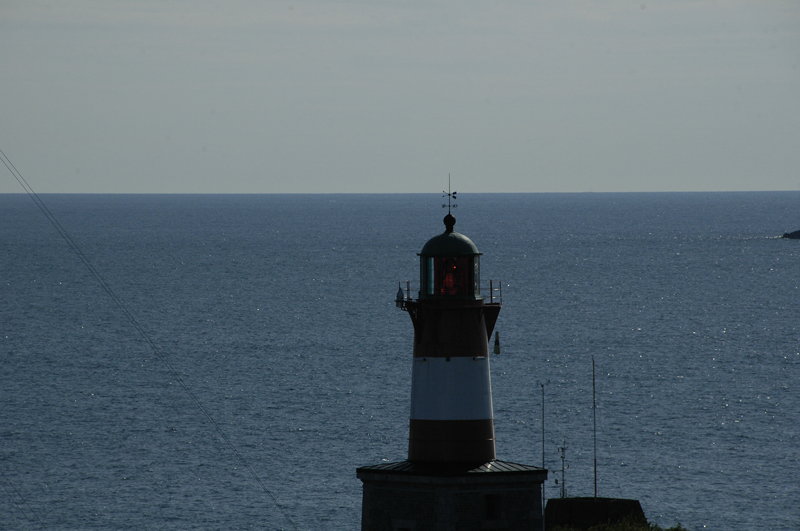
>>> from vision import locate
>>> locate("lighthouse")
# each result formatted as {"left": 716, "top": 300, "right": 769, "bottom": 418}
{"left": 404, "top": 211, "right": 500, "bottom": 463}
{"left": 358, "top": 211, "right": 547, "bottom": 531}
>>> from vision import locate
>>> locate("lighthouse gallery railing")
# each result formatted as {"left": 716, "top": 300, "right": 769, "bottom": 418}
{"left": 396, "top": 280, "right": 502, "bottom": 306}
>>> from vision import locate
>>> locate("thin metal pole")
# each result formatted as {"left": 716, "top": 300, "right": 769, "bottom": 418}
{"left": 593, "top": 356, "right": 597, "bottom": 499}
{"left": 541, "top": 382, "right": 547, "bottom": 522}
{"left": 558, "top": 437, "right": 567, "bottom": 498}
{"left": 541, "top": 383, "right": 546, "bottom": 470}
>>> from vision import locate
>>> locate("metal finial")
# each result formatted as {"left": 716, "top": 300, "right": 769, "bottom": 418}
{"left": 443, "top": 212, "right": 456, "bottom": 233}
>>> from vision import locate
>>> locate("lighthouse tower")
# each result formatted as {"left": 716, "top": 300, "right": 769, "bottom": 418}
{"left": 357, "top": 212, "right": 547, "bottom": 531}
{"left": 405, "top": 212, "right": 500, "bottom": 463}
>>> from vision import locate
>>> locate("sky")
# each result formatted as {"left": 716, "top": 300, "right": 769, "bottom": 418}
{"left": 1, "top": 1, "right": 798, "bottom": 194}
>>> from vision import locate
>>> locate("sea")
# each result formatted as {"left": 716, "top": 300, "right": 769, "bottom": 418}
{"left": 1, "top": 192, "right": 798, "bottom": 531}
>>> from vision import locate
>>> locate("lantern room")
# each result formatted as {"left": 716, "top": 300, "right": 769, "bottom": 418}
{"left": 418, "top": 213, "right": 481, "bottom": 300}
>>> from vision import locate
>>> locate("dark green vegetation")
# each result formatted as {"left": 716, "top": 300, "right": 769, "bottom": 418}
{"left": 552, "top": 515, "right": 688, "bottom": 531}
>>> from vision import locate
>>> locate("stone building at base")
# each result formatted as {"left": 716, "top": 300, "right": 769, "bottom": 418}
{"left": 358, "top": 460, "right": 547, "bottom": 531}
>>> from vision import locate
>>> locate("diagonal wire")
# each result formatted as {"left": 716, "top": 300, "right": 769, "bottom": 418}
{"left": 0, "top": 149, "right": 299, "bottom": 531}
{"left": 0, "top": 467, "right": 47, "bottom": 530}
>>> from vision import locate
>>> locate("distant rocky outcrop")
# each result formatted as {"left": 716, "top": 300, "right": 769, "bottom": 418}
{"left": 782, "top": 230, "right": 800, "bottom": 239}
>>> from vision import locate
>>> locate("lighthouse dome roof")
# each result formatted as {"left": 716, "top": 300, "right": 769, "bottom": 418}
{"left": 419, "top": 214, "right": 481, "bottom": 257}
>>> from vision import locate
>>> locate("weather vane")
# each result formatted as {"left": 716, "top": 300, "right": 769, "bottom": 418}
{"left": 442, "top": 173, "right": 457, "bottom": 214}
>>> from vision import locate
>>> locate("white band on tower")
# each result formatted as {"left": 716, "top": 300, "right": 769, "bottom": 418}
{"left": 410, "top": 357, "right": 494, "bottom": 420}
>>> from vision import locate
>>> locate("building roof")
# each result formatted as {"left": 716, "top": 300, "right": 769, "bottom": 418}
{"left": 419, "top": 214, "right": 480, "bottom": 257}
{"left": 357, "top": 460, "right": 546, "bottom": 477}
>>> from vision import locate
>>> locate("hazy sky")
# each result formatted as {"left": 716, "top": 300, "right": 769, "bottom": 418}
{"left": 1, "top": 1, "right": 798, "bottom": 193}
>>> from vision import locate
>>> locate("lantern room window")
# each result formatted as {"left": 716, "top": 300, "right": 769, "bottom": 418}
{"left": 473, "top": 256, "right": 480, "bottom": 297}
{"left": 436, "top": 257, "right": 467, "bottom": 295}
{"left": 426, "top": 257, "right": 434, "bottom": 295}
{"left": 421, "top": 255, "right": 480, "bottom": 298}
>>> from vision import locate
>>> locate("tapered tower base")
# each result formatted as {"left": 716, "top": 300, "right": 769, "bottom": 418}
{"left": 357, "top": 461, "right": 547, "bottom": 531}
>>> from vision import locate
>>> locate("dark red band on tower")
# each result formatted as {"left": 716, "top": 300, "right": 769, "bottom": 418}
{"left": 407, "top": 300, "right": 501, "bottom": 358}
{"left": 408, "top": 419, "right": 496, "bottom": 463}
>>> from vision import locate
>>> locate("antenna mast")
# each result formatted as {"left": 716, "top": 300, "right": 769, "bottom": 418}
{"left": 593, "top": 356, "right": 597, "bottom": 499}
{"left": 540, "top": 380, "right": 549, "bottom": 520}
{"left": 541, "top": 381, "right": 548, "bottom": 470}
{"left": 558, "top": 437, "right": 568, "bottom": 499}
